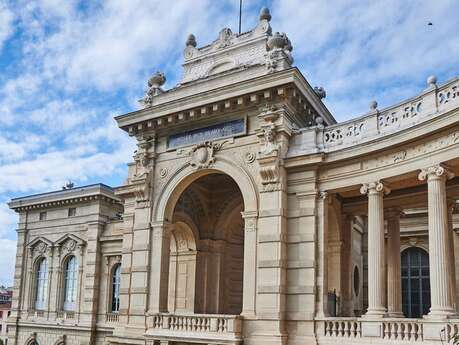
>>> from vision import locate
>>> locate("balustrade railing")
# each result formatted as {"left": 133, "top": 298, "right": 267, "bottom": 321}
{"left": 318, "top": 77, "right": 459, "bottom": 152}
{"left": 105, "top": 312, "right": 119, "bottom": 323}
{"left": 56, "top": 311, "right": 75, "bottom": 320}
{"left": 382, "top": 320, "right": 423, "bottom": 341}
{"left": 445, "top": 323, "right": 459, "bottom": 343}
{"left": 148, "top": 313, "right": 242, "bottom": 343}
{"left": 323, "top": 318, "right": 361, "bottom": 338}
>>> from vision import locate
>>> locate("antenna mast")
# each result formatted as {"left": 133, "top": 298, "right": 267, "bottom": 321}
{"left": 238, "top": 0, "right": 242, "bottom": 34}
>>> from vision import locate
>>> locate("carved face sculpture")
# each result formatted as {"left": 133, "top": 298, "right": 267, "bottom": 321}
{"left": 264, "top": 127, "right": 275, "bottom": 143}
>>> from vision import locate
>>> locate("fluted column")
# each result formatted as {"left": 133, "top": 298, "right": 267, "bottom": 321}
{"left": 360, "top": 181, "right": 390, "bottom": 317}
{"left": 419, "top": 165, "right": 456, "bottom": 318}
{"left": 386, "top": 208, "right": 404, "bottom": 317}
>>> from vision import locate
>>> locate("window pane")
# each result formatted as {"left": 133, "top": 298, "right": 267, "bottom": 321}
{"left": 64, "top": 256, "right": 78, "bottom": 311}
{"left": 112, "top": 264, "right": 121, "bottom": 312}
{"left": 35, "top": 258, "right": 48, "bottom": 310}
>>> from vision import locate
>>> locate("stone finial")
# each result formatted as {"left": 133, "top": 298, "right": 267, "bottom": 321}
{"left": 370, "top": 100, "right": 378, "bottom": 111}
{"left": 148, "top": 72, "right": 166, "bottom": 89}
{"left": 186, "top": 34, "right": 197, "bottom": 47}
{"left": 314, "top": 86, "right": 326, "bottom": 99}
{"left": 142, "top": 71, "right": 166, "bottom": 106}
{"left": 427, "top": 75, "right": 437, "bottom": 88}
{"left": 259, "top": 7, "right": 272, "bottom": 21}
{"left": 315, "top": 116, "right": 324, "bottom": 128}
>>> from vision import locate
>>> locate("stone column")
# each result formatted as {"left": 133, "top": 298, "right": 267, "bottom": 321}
{"left": 341, "top": 214, "right": 353, "bottom": 316}
{"left": 241, "top": 211, "right": 258, "bottom": 318}
{"left": 385, "top": 208, "right": 404, "bottom": 317}
{"left": 148, "top": 221, "right": 173, "bottom": 313}
{"left": 419, "top": 165, "right": 456, "bottom": 318}
{"left": 447, "top": 201, "right": 457, "bottom": 312}
{"left": 360, "top": 181, "right": 390, "bottom": 317}
{"left": 316, "top": 192, "right": 329, "bottom": 318}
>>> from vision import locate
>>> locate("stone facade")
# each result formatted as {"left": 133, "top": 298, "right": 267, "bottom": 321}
{"left": 7, "top": 7, "right": 459, "bottom": 345}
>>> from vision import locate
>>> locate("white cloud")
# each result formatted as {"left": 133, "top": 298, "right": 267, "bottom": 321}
{"left": 272, "top": 0, "right": 459, "bottom": 120}
{"left": 0, "top": 1, "right": 14, "bottom": 51}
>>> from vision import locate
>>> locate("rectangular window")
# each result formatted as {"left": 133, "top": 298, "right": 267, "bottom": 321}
{"left": 68, "top": 208, "right": 76, "bottom": 217}
{"left": 39, "top": 212, "right": 47, "bottom": 221}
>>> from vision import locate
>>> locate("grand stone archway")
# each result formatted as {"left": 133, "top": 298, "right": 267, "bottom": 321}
{"left": 169, "top": 173, "right": 244, "bottom": 314}
{"left": 149, "top": 162, "right": 258, "bottom": 317}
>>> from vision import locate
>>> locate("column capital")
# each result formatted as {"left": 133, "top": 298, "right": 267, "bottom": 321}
{"left": 418, "top": 164, "right": 455, "bottom": 181}
{"left": 360, "top": 181, "right": 390, "bottom": 195}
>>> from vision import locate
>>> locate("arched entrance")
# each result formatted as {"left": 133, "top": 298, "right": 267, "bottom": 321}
{"left": 401, "top": 247, "right": 431, "bottom": 318}
{"left": 168, "top": 172, "right": 245, "bottom": 314}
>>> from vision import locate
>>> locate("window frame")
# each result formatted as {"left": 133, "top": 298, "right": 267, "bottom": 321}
{"left": 39, "top": 212, "right": 47, "bottom": 221}
{"left": 34, "top": 257, "right": 48, "bottom": 310}
{"left": 62, "top": 255, "right": 78, "bottom": 311}
{"left": 68, "top": 208, "right": 76, "bottom": 217}
{"left": 110, "top": 263, "right": 121, "bottom": 313}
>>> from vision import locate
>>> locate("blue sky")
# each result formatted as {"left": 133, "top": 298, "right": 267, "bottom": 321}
{"left": 0, "top": 0, "right": 458, "bottom": 286}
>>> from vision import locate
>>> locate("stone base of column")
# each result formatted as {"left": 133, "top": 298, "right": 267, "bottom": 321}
{"left": 362, "top": 308, "right": 386, "bottom": 318}
{"left": 386, "top": 311, "right": 404, "bottom": 318}
{"left": 425, "top": 307, "right": 457, "bottom": 320}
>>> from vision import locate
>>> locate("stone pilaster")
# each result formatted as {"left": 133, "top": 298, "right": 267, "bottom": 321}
{"left": 241, "top": 211, "right": 258, "bottom": 318}
{"left": 385, "top": 208, "right": 404, "bottom": 317}
{"left": 360, "top": 181, "right": 390, "bottom": 317}
{"left": 81, "top": 221, "right": 103, "bottom": 326}
{"left": 148, "top": 222, "right": 173, "bottom": 314}
{"left": 315, "top": 192, "right": 329, "bottom": 318}
{"left": 419, "top": 164, "right": 456, "bottom": 318}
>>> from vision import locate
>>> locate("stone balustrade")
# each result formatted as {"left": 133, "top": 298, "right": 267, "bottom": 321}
{"left": 382, "top": 320, "right": 423, "bottom": 341}
{"left": 105, "top": 313, "right": 119, "bottom": 323}
{"left": 295, "top": 77, "right": 459, "bottom": 154}
{"left": 323, "top": 318, "right": 361, "bottom": 338}
{"left": 147, "top": 313, "right": 242, "bottom": 344}
{"left": 56, "top": 311, "right": 75, "bottom": 320}
{"left": 318, "top": 318, "right": 459, "bottom": 344}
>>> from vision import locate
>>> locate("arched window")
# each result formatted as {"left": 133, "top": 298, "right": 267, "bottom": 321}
{"left": 111, "top": 264, "right": 121, "bottom": 312}
{"left": 63, "top": 256, "right": 78, "bottom": 311}
{"left": 35, "top": 258, "right": 48, "bottom": 310}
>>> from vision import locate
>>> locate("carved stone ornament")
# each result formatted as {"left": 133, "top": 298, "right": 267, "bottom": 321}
{"left": 245, "top": 152, "right": 256, "bottom": 164}
{"left": 216, "top": 28, "right": 233, "bottom": 49}
{"left": 134, "top": 136, "right": 155, "bottom": 178}
{"left": 418, "top": 164, "right": 455, "bottom": 181}
{"left": 259, "top": 124, "right": 280, "bottom": 156}
{"left": 265, "top": 32, "right": 293, "bottom": 73}
{"left": 360, "top": 181, "right": 391, "bottom": 195}
{"left": 62, "top": 239, "right": 76, "bottom": 253}
{"left": 188, "top": 141, "right": 224, "bottom": 169}
{"left": 141, "top": 71, "right": 166, "bottom": 107}
{"left": 36, "top": 242, "right": 47, "bottom": 255}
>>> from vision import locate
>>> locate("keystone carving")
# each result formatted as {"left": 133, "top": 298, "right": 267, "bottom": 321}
{"left": 188, "top": 141, "right": 224, "bottom": 169}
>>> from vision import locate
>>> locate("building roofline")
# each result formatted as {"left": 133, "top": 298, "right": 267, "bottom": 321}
{"left": 8, "top": 183, "right": 120, "bottom": 212}
{"left": 115, "top": 67, "right": 337, "bottom": 130}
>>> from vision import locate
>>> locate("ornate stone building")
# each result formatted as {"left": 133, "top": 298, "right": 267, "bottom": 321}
{"left": 7, "top": 7, "right": 459, "bottom": 345}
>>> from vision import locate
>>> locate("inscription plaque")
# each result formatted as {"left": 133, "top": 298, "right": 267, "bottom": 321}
{"left": 168, "top": 119, "right": 245, "bottom": 149}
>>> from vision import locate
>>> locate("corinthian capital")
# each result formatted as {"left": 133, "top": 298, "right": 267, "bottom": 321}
{"left": 418, "top": 164, "right": 455, "bottom": 181}
{"left": 360, "top": 181, "right": 391, "bottom": 195}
